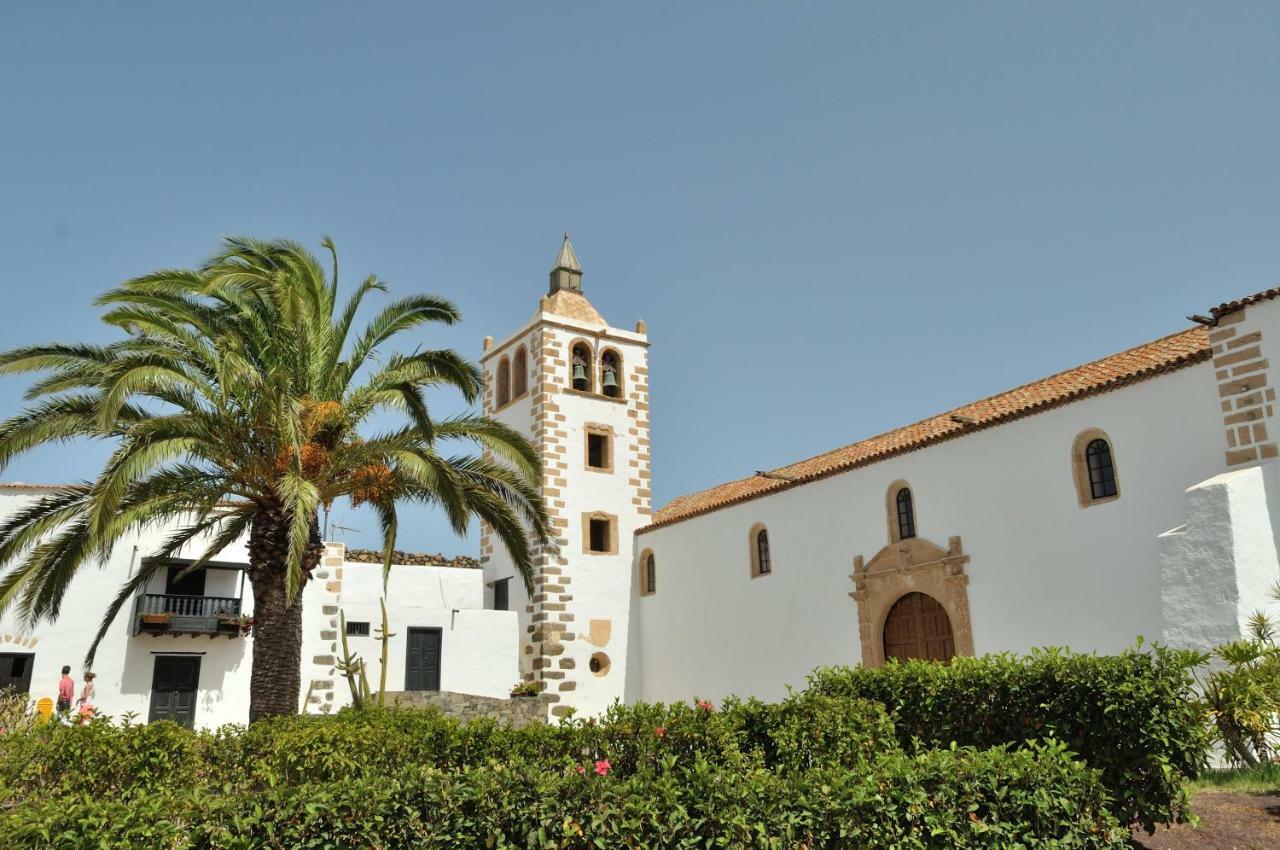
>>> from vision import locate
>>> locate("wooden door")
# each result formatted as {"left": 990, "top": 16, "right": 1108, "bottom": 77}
{"left": 882, "top": 592, "right": 955, "bottom": 663}
{"left": 149, "top": 656, "right": 201, "bottom": 727}
{"left": 0, "top": 653, "right": 34, "bottom": 694}
{"left": 405, "top": 628, "right": 442, "bottom": 691}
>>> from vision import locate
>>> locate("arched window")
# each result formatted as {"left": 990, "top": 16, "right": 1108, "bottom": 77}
{"left": 570, "top": 342, "right": 592, "bottom": 392}
{"left": 895, "top": 488, "right": 916, "bottom": 541}
{"left": 1086, "top": 439, "right": 1118, "bottom": 500}
{"left": 1071, "top": 429, "right": 1120, "bottom": 507}
{"left": 496, "top": 357, "right": 511, "bottom": 407}
{"left": 600, "top": 349, "right": 622, "bottom": 398}
{"left": 512, "top": 346, "right": 528, "bottom": 398}
{"left": 640, "top": 550, "right": 656, "bottom": 595}
{"left": 749, "top": 523, "right": 772, "bottom": 577}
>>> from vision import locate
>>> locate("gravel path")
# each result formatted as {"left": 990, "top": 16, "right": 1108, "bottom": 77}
{"left": 1130, "top": 791, "right": 1280, "bottom": 850}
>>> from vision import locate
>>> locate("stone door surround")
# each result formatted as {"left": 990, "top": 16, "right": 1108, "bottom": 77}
{"left": 849, "top": 535, "right": 973, "bottom": 667}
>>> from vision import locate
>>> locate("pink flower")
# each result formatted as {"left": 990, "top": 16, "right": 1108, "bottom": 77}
{"left": 575, "top": 765, "right": 585, "bottom": 775}
{"left": 655, "top": 725, "right": 667, "bottom": 738}
{"left": 594, "top": 759, "right": 611, "bottom": 777}
{"left": 696, "top": 699, "right": 715, "bottom": 712}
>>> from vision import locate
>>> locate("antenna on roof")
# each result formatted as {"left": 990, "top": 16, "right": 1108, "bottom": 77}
{"left": 327, "top": 518, "right": 362, "bottom": 541}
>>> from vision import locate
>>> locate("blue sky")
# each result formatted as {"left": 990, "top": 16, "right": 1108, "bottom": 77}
{"left": 2, "top": 3, "right": 1278, "bottom": 554}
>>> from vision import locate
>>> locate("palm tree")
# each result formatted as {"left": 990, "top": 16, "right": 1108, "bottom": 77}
{"left": 0, "top": 237, "right": 550, "bottom": 720}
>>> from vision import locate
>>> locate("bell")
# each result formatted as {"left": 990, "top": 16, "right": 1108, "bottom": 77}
{"left": 602, "top": 368, "right": 619, "bottom": 393}
{"left": 572, "top": 363, "right": 588, "bottom": 383}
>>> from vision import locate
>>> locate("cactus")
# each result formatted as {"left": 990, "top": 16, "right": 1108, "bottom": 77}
{"left": 336, "top": 609, "right": 367, "bottom": 710}
{"left": 376, "top": 597, "right": 396, "bottom": 706}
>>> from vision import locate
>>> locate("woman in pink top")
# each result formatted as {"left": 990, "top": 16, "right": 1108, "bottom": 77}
{"left": 76, "top": 672, "right": 96, "bottom": 724}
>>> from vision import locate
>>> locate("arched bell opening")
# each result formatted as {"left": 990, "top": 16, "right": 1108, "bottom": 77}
{"left": 570, "top": 341, "right": 593, "bottom": 392}
{"left": 496, "top": 357, "right": 511, "bottom": 407}
{"left": 600, "top": 348, "right": 622, "bottom": 398}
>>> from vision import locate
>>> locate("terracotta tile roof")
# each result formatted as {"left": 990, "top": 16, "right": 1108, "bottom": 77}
{"left": 641, "top": 325, "right": 1212, "bottom": 533}
{"left": 1212, "top": 288, "right": 1280, "bottom": 319}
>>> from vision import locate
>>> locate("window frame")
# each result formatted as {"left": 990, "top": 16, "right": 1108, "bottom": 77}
{"left": 748, "top": 522, "right": 773, "bottom": 578}
{"left": 885, "top": 480, "right": 918, "bottom": 543}
{"left": 584, "top": 423, "right": 614, "bottom": 473}
{"left": 639, "top": 549, "right": 656, "bottom": 595}
{"left": 582, "top": 511, "right": 619, "bottom": 555}
{"left": 1071, "top": 429, "right": 1121, "bottom": 507}
{"left": 345, "top": 620, "right": 371, "bottom": 637}
{"left": 895, "top": 488, "right": 916, "bottom": 541}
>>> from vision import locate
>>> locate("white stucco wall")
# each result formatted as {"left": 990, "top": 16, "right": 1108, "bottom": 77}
{"left": 631, "top": 357, "right": 1227, "bottom": 705}
{"left": 0, "top": 487, "right": 257, "bottom": 728}
{"left": 319, "top": 561, "right": 519, "bottom": 704}
{"left": 0, "top": 490, "right": 520, "bottom": 727}
{"left": 1161, "top": 462, "right": 1280, "bottom": 650}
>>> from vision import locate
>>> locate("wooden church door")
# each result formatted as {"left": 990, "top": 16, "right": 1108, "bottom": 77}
{"left": 882, "top": 592, "right": 955, "bottom": 663}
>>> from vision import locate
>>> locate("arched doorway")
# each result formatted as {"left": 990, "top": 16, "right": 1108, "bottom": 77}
{"left": 882, "top": 592, "right": 955, "bottom": 663}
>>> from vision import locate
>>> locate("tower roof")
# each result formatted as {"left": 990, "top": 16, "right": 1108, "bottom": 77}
{"left": 552, "top": 231, "right": 581, "bottom": 272}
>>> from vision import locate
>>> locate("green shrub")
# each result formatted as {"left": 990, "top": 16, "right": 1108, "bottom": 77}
{"left": 724, "top": 691, "right": 898, "bottom": 771}
{"left": 0, "top": 701, "right": 754, "bottom": 800}
{"left": 806, "top": 644, "right": 1211, "bottom": 832}
{"left": 0, "top": 718, "right": 205, "bottom": 801}
{"left": 0, "top": 742, "right": 1126, "bottom": 849}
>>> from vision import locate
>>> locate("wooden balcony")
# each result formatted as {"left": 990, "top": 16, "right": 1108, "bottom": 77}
{"left": 132, "top": 594, "right": 246, "bottom": 638}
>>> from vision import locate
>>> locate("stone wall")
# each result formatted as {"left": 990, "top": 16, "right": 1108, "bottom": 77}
{"left": 344, "top": 548, "right": 480, "bottom": 569}
{"left": 382, "top": 690, "right": 551, "bottom": 727}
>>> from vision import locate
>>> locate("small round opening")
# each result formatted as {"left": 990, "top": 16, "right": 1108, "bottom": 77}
{"left": 589, "top": 652, "right": 611, "bottom": 677}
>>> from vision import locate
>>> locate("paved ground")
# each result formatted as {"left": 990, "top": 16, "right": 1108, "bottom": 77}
{"left": 1130, "top": 792, "right": 1280, "bottom": 849}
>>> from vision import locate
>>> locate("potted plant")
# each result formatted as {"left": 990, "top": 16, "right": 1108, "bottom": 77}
{"left": 216, "top": 613, "right": 254, "bottom": 635}
{"left": 509, "top": 680, "right": 542, "bottom": 698}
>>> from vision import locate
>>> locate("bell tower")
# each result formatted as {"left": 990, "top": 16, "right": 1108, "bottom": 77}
{"left": 479, "top": 235, "right": 650, "bottom": 719}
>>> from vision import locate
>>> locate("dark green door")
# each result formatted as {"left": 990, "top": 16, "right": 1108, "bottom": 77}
{"left": 405, "top": 628, "right": 441, "bottom": 691}
{"left": 149, "top": 656, "right": 200, "bottom": 727}
{"left": 0, "top": 653, "right": 34, "bottom": 694}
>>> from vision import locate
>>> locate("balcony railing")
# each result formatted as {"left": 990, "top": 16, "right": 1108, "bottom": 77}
{"left": 132, "top": 594, "right": 244, "bottom": 637}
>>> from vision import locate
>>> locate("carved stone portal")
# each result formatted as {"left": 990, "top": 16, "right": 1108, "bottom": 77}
{"left": 848, "top": 535, "right": 973, "bottom": 667}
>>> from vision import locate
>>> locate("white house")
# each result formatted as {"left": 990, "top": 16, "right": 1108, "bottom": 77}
{"left": 0, "top": 501, "right": 519, "bottom": 727}
{"left": 4, "top": 237, "right": 1280, "bottom": 726}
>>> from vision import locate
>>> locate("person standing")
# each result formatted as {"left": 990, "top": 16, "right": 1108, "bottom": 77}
{"left": 55, "top": 665, "right": 74, "bottom": 716}
{"left": 76, "top": 672, "right": 96, "bottom": 723}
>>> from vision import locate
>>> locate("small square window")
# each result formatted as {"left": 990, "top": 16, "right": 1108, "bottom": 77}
{"left": 587, "top": 433, "right": 609, "bottom": 469}
{"left": 346, "top": 621, "right": 370, "bottom": 637}
{"left": 589, "top": 518, "right": 610, "bottom": 552}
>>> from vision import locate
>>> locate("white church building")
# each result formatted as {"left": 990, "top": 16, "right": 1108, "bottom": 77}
{"left": 4, "top": 237, "right": 1280, "bottom": 726}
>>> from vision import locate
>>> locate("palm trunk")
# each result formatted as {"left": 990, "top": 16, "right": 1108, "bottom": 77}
{"left": 247, "top": 507, "right": 322, "bottom": 722}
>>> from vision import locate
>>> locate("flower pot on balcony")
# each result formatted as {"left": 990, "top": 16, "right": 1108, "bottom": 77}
{"left": 141, "top": 613, "right": 172, "bottom": 625}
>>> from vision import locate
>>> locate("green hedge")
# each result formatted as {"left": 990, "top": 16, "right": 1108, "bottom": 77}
{"left": 1, "top": 742, "right": 1126, "bottom": 849}
{"left": 0, "top": 695, "right": 891, "bottom": 801}
{"left": 806, "top": 644, "right": 1210, "bottom": 832}
{"left": 0, "top": 647, "right": 1208, "bottom": 843}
